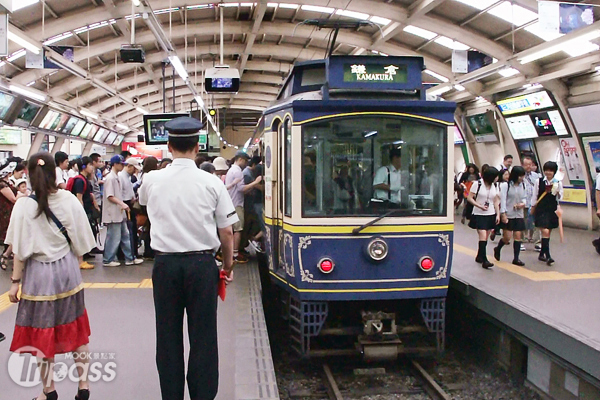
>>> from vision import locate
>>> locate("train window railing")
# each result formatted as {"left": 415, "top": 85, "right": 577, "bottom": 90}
{"left": 302, "top": 116, "right": 447, "bottom": 218}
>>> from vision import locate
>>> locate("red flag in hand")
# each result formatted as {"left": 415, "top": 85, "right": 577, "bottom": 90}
{"left": 218, "top": 270, "right": 228, "bottom": 301}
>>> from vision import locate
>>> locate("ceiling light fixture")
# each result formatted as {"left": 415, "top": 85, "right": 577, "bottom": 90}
{"left": 132, "top": 0, "right": 141, "bottom": 6}
{"left": 136, "top": 107, "right": 148, "bottom": 114}
{"left": 428, "top": 85, "right": 452, "bottom": 97}
{"left": 9, "top": 84, "right": 47, "bottom": 102}
{"left": 169, "top": 55, "right": 188, "bottom": 81}
{"left": 80, "top": 108, "right": 99, "bottom": 120}
{"left": 7, "top": 31, "right": 41, "bottom": 55}
{"left": 519, "top": 30, "right": 600, "bottom": 64}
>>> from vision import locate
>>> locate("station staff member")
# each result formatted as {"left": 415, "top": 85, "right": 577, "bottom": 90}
{"left": 373, "top": 148, "right": 405, "bottom": 206}
{"left": 139, "top": 117, "right": 238, "bottom": 400}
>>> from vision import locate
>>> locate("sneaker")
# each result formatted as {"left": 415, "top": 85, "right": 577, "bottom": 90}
{"left": 534, "top": 243, "right": 542, "bottom": 252}
{"left": 215, "top": 260, "right": 223, "bottom": 268}
{"left": 250, "top": 240, "right": 265, "bottom": 254}
{"left": 79, "top": 261, "right": 95, "bottom": 270}
{"left": 125, "top": 258, "right": 144, "bottom": 265}
{"left": 103, "top": 261, "right": 121, "bottom": 267}
{"left": 538, "top": 255, "right": 548, "bottom": 262}
{"left": 520, "top": 244, "right": 526, "bottom": 252}
{"left": 546, "top": 258, "right": 555, "bottom": 266}
{"left": 234, "top": 253, "right": 249, "bottom": 264}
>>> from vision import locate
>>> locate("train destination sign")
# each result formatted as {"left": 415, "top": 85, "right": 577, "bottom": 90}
{"left": 343, "top": 63, "right": 407, "bottom": 83}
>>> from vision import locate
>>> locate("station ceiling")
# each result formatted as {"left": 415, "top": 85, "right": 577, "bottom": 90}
{"left": 4, "top": 0, "right": 600, "bottom": 144}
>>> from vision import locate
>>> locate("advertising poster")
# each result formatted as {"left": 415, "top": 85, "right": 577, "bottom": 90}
{"left": 559, "top": 138, "right": 585, "bottom": 185}
{"left": 517, "top": 140, "right": 540, "bottom": 167}
{"left": 588, "top": 141, "right": 600, "bottom": 173}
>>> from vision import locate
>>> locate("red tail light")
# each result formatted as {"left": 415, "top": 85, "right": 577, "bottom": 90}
{"left": 419, "top": 257, "right": 434, "bottom": 272}
{"left": 318, "top": 258, "right": 335, "bottom": 274}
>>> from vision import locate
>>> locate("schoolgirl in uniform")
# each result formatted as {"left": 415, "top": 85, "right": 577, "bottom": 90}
{"left": 494, "top": 166, "right": 527, "bottom": 266}
{"left": 531, "top": 161, "right": 563, "bottom": 266}
{"left": 467, "top": 167, "right": 500, "bottom": 269}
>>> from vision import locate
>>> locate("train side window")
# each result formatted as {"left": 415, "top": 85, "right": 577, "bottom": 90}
{"left": 301, "top": 116, "right": 447, "bottom": 217}
{"left": 284, "top": 118, "right": 292, "bottom": 217}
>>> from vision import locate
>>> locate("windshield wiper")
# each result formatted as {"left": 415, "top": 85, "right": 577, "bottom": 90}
{"left": 352, "top": 208, "right": 405, "bottom": 235}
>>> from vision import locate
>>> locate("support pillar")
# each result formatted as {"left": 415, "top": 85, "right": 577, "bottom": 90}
{"left": 51, "top": 137, "right": 66, "bottom": 156}
{"left": 27, "top": 133, "right": 46, "bottom": 159}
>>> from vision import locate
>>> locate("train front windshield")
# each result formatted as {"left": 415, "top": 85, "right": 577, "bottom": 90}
{"left": 302, "top": 116, "right": 447, "bottom": 217}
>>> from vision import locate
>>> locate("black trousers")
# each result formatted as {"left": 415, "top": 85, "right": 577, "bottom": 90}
{"left": 152, "top": 253, "right": 220, "bottom": 400}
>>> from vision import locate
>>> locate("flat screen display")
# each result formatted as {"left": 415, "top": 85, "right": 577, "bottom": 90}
{"left": 466, "top": 113, "right": 494, "bottom": 135}
{"left": 39, "top": 110, "right": 59, "bottom": 130}
{"left": 48, "top": 112, "right": 63, "bottom": 131}
{"left": 61, "top": 117, "right": 79, "bottom": 135}
{"left": 14, "top": 101, "right": 41, "bottom": 126}
{"left": 559, "top": 3, "right": 594, "bottom": 34}
{"left": 79, "top": 123, "right": 95, "bottom": 139}
{"left": 506, "top": 115, "right": 538, "bottom": 140}
{"left": 112, "top": 135, "right": 124, "bottom": 146}
{"left": 54, "top": 114, "right": 71, "bottom": 132}
{"left": 0, "top": 92, "right": 15, "bottom": 120}
{"left": 497, "top": 91, "right": 555, "bottom": 115}
{"left": 70, "top": 119, "right": 86, "bottom": 137}
{"left": 546, "top": 110, "right": 569, "bottom": 136}
{"left": 0, "top": 127, "right": 22, "bottom": 144}
{"left": 104, "top": 131, "right": 117, "bottom": 145}
{"left": 143, "top": 113, "right": 189, "bottom": 145}
{"left": 205, "top": 77, "right": 240, "bottom": 93}
{"left": 95, "top": 129, "right": 110, "bottom": 143}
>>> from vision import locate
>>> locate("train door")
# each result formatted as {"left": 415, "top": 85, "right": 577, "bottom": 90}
{"left": 264, "top": 121, "right": 281, "bottom": 275}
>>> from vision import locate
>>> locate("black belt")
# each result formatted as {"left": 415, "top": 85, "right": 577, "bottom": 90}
{"left": 155, "top": 250, "right": 214, "bottom": 256}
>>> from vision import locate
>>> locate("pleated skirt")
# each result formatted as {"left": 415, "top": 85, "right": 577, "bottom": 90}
{"left": 10, "top": 251, "right": 91, "bottom": 358}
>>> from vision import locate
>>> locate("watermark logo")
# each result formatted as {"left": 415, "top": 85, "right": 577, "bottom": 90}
{"left": 8, "top": 347, "right": 117, "bottom": 387}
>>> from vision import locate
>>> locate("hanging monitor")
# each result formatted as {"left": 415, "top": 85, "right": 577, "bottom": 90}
{"left": 205, "top": 66, "right": 240, "bottom": 93}
{"left": 143, "top": 113, "right": 188, "bottom": 145}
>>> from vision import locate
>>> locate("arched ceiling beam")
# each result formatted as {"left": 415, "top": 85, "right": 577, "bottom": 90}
{"left": 14, "top": 20, "right": 454, "bottom": 87}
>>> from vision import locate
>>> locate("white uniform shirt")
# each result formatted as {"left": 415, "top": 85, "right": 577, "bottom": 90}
{"left": 530, "top": 176, "right": 563, "bottom": 207}
{"left": 139, "top": 158, "right": 239, "bottom": 253}
{"left": 6, "top": 190, "right": 96, "bottom": 262}
{"left": 595, "top": 172, "right": 600, "bottom": 191}
{"left": 470, "top": 180, "right": 499, "bottom": 216}
{"left": 55, "top": 167, "right": 68, "bottom": 186}
{"left": 373, "top": 165, "right": 402, "bottom": 203}
{"left": 118, "top": 170, "right": 135, "bottom": 202}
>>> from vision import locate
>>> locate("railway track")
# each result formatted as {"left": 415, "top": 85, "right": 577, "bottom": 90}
{"left": 321, "top": 361, "right": 451, "bottom": 400}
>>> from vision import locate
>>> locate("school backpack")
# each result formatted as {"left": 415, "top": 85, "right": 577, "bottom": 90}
{"left": 66, "top": 174, "right": 87, "bottom": 195}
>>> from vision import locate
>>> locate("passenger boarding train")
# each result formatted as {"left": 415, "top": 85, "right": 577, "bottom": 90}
{"left": 256, "top": 55, "right": 456, "bottom": 360}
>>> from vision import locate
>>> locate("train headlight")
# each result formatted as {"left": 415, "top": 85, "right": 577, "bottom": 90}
{"left": 318, "top": 258, "right": 335, "bottom": 274}
{"left": 419, "top": 256, "right": 434, "bottom": 272}
{"left": 367, "top": 238, "right": 388, "bottom": 261}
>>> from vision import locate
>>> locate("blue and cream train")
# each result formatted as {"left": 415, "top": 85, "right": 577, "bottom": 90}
{"left": 256, "top": 55, "right": 456, "bottom": 359}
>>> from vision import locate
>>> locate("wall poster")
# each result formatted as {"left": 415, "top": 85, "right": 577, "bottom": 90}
{"left": 559, "top": 138, "right": 585, "bottom": 185}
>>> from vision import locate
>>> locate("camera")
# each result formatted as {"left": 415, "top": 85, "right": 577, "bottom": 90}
{"left": 484, "top": 201, "right": 490, "bottom": 208}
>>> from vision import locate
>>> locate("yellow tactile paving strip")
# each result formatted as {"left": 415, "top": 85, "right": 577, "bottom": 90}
{"left": 0, "top": 279, "right": 154, "bottom": 314}
{"left": 454, "top": 244, "right": 600, "bottom": 282}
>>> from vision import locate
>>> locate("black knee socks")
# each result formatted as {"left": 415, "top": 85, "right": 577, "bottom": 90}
{"left": 497, "top": 239, "right": 507, "bottom": 249}
{"left": 478, "top": 241, "right": 488, "bottom": 261}
{"left": 513, "top": 240, "right": 521, "bottom": 261}
{"left": 541, "top": 238, "right": 550, "bottom": 258}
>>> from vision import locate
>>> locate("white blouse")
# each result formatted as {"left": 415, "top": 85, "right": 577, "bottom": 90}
{"left": 470, "top": 180, "right": 499, "bottom": 216}
{"left": 6, "top": 189, "right": 96, "bottom": 262}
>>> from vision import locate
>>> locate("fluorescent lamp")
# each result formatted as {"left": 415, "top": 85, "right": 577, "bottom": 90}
{"left": 595, "top": 66, "right": 600, "bottom": 72}
{"left": 519, "top": 30, "right": 600, "bottom": 64}
{"left": 454, "top": 84, "right": 466, "bottom": 91}
{"left": 363, "top": 130, "right": 378, "bottom": 138}
{"left": 169, "top": 55, "right": 188, "bottom": 81}
{"left": 301, "top": 5, "right": 334, "bottom": 13}
{"left": 7, "top": 49, "right": 26, "bottom": 62}
{"left": 428, "top": 85, "right": 451, "bottom": 97}
{"left": 424, "top": 69, "right": 449, "bottom": 83}
{"left": 194, "top": 96, "right": 204, "bottom": 107}
{"left": 498, "top": 67, "right": 520, "bottom": 77}
{"left": 435, "top": 36, "right": 470, "bottom": 51}
{"left": 9, "top": 84, "right": 47, "bottom": 102}
{"left": 132, "top": 0, "right": 141, "bottom": 6}
{"left": 336, "top": 10, "right": 369, "bottom": 20}
{"left": 80, "top": 108, "right": 99, "bottom": 120}
{"left": 116, "top": 123, "right": 129, "bottom": 130}
{"left": 136, "top": 107, "right": 148, "bottom": 114}
{"left": 278, "top": 3, "right": 299, "bottom": 8}
{"left": 13, "top": 0, "right": 39, "bottom": 11}
{"left": 370, "top": 16, "right": 391, "bottom": 26}
{"left": 7, "top": 31, "right": 41, "bottom": 55}
{"left": 404, "top": 25, "right": 437, "bottom": 41}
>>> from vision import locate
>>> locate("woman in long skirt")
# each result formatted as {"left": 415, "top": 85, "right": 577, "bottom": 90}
{"left": 8, "top": 152, "right": 96, "bottom": 400}
{"left": 494, "top": 166, "right": 527, "bottom": 266}
{"left": 467, "top": 167, "right": 500, "bottom": 269}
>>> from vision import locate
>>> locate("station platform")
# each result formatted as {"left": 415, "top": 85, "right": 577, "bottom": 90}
{"left": 451, "top": 217, "right": 600, "bottom": 390}
{"left": 0, "top": 259, "right": 278, "bottom": 400}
